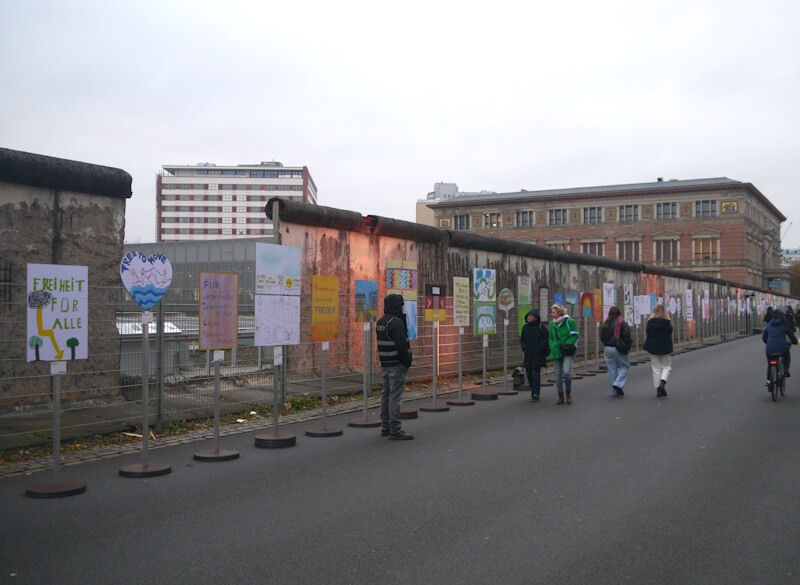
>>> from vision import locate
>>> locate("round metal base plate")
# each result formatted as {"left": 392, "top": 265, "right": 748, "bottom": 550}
{"left": 446, "top": 398, "right": 475, "bottom": 406}
{"left": 254, "top": 433, "right": 297, "bottom": 449}
{"left": 26, "top": 480, "right": 87, "bottom": 498}
{"left": 347, "top": 418, "right": 382, "bottom": 428}
{"left": 119, "top": 462, "right": 172, "bottom": 478}
{"left": 305, "top": 428, "right": 344, "bottom": 438}
{"left": 193, "top": 448, "right": 240, "bottom": 462}
{"left": 400, "top": 408, "right": 418, "bottom": 419}
{"left": 470, "top": 391, "right": 499, "bottom": 401}
{"left": 419, "top": 403, "right": 450, "bottom": 412}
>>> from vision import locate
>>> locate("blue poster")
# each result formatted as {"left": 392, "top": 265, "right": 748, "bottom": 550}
{"left": 554, "top": 292, "right": 564, "bottom": 306}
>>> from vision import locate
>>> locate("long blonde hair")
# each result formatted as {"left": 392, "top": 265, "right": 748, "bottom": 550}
{"left": 550, "top": 304, "right": 567, "bottom": 317}
{"left": 650, "top": 304, "right": 669, "bottom": 320}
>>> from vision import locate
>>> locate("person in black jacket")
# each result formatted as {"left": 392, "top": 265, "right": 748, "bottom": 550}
{"left": 519, "top": 308, "right": 549, "bottom": 402}
{"left": 600, "top": 306, "right": 633, "bottom": 397}
{"left": 376, "top": 294, "right": 414, "bottom": 440}
{"left": 764, "top": 306, "right": 774, "bottom": 324}
{"left": 785, "top": 306, "right": 797, "bottom": 334}
{"left": 643, "top": 304, "right": 673, "bottom": 398}
{"left": 763, "top": 309, "right": 798, "bottom": 380}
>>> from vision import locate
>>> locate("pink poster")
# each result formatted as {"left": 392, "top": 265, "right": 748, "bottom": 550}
{"left": 199, "top": 272, "right": 239, "bottom": 350}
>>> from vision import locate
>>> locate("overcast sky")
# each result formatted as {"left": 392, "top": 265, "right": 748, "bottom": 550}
{"left": 2, "top": 0, "right": 799, "bottom": 246}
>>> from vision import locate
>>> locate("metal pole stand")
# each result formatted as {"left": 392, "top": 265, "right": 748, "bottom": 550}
{"left": 497, "top": 318, "right": 517, "bottom": 394}
{"left": 26, "top": 362, "right": 87, "bottom": 498}
{"left": 120, "top": 312, "right": 172, "bottom": 478}
{"left": 422, "top": 321, "right": 449, "bottom": 412}
{"left": 447, "top": 327, "right": 474, "bottom": 406}
{"left": 255, "top": 346, "right": 297, "bottom": 448}
{"left": 471, "top": 335, "right": 498, "bottom": 401}
{"left": 195, "top": 351, "right": 240, "bottom": 461}
{"left": 307, "top": 342, "right": 344, "bottom": 436}
{"left": 349, "top": 322, "right": 381, "bottom": 428}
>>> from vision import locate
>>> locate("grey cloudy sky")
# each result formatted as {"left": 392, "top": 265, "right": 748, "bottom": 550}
{"left": 2, "top": 0, "right": 799, "bottom": 246}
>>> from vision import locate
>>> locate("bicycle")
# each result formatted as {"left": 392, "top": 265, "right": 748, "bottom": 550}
{"left": 767, "top": 353, "right": 786, "bottom": 402}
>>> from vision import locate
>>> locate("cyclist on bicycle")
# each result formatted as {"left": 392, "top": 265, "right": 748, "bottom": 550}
{"left": 762, "top": 309, "right": 798, "bottom": 383}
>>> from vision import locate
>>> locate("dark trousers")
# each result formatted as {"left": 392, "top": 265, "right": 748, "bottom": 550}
{"left": 525, "top": 366, "right": 541, "bottom": 397}
{"left": 766, "top": 349, "right": 791, "bottom": 378}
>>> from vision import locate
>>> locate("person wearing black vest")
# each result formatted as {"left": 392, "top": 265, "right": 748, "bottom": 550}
{"left": 376, "top": 294, "right": 414, "bottom": 440}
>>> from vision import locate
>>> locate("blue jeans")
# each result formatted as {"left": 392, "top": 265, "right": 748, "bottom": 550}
{"left": 525, "top": 366, "right": 541, "bottom": 397}
{"left": 553, "top": 356, "right": 574, "bottom": 395}
{"left": 604, "top": 346, "right": 630, "bottom": 391}
{"left": 380, "top": 364, "right": 408, "bottom": 431}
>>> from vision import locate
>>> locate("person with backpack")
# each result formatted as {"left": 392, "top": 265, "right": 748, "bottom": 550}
{"left": 548, "top": 304, "right": 579, "bottom": 405}
{"left": 600, "top": 306, "right": 632, "bottom": 397}
{"left": 519, "top": 308, "right": 549, "bottom": 402}
{"left": 644, "top": 304, "right": 673, "bottom": 398}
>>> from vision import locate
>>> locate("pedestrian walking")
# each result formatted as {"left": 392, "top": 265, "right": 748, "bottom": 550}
{"left": 376, "top": 294, "right": 414, "bottom": 440}
{"left": 785, "top": 306, "right": 796, "bottom": 334}
{"left": 519, "top": 308, "right": 549, "bottom": 402}
{"left": 764, "top": 306, "right": 774, "bottom": 325}
{"left": 548, "top": 304, "right": 579, "bottom": 405}
{"left": 600, "top": 306, "right": 632, "bottom": 397}
{"left": 644, "top": 304, "right": 673, "bottom": 398}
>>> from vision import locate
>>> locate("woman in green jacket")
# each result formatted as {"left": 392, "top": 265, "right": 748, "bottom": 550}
{"left": 548, "top": 304, "right": 580, "bottom": 404}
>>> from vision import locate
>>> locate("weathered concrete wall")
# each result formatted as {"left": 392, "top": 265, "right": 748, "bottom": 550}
{"left": 268, "top": 197, "right": 797, "bottom": 381}
{"left": 0, "top": 148, "right": 131, "bottom": 408}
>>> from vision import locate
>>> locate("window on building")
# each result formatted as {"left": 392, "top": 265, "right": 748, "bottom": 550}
{"left": 617, "top": 241, "right": 641, "bottom": 262}
{"left": 656, "top": 202, "right": 677, "bottom": 220}
{"left": 208, "top": 183, "right": 218, "bottom": 190}
{"left": 222, "top": 217, "right": 232, "bottom": 224}
{"left": 236, "top": 228, "right": 247, "bottom": 235}
{"left": 236, "top": 217, "right": 246, "bottom": 224}
{"left": 581, "top": 242, "right": 604, "bottom": 256}
{"left": 222, "top": 206, "right": 232, "bottom": 213}
{"left": 654, "top": 239, "right": 679, "bottom": 262}
{"left": 453, "top": 214, "right": 470, "bottom": 230}
{"left": 547, "top": 242, "right": 570, "bottom": 251}
{"left": 484, "top": 213, "right": 502, "bottom": 228}
{"left": 549, "top": 209, "right": 567, "bottom": 226}
{"left": 237, "top": 194, "right": 247, "bottom": 201}
{"left": 223, "top": 228, "right": 232, "bottom": 235}
{"left": 695, "top": 200, "right": 717, "bottom": 218}
{"left": 516, "top": 211, "right": 534, "bottom": 228}
{"left": 583, "top": 206, "right": 602, "bottom": 224}
{"left": 694, "top": 237, "right": 719, "bottom": 262}
{"left": 237, "top": 206, "right": 246, "bottom": 213}
{"left": 619, "top": 205, "right": 639, "bottom": 223}
{"left": 222, "top": 194, "right": 233, "bottom": 201}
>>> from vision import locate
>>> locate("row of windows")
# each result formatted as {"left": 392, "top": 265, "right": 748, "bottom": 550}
{"left": 192, "top": 169, "right": 303, "bottom": 179}
{"left": 452, "top": 200, "right": 720, "bottom": 229}
{"left": 161, "top": 192, "right": 302, "bottom": 202}
{"left": 163, "top": 184, "right": 303, "bottom": 191}
{"left": 161, "top": 217, "right": 270, "bottom": 224}
{"left": 161, "top": 205, "right": 269, "bottom": 213}
{"left": 553, "top": 238, "right": 718, "bottom": 263}
{"left": 161, "top": 227, "right": 271, "bottom": 235}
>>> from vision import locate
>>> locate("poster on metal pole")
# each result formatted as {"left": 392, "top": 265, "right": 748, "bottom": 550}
{"left": 118, "top": 251, "right": 173, "bottom": 478}
{"left": 25, "top": 264, "right": 89, "bottom": 498}
{"left": 195, "top": 272, "right": 240, "bottom": 461}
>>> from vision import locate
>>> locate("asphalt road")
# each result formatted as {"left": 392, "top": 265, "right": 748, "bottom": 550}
{"left": 2, "top": 335, "right": 799, "bottom": 585}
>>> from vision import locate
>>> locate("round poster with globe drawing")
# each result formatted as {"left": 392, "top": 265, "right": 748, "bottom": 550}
{"left": 120, "top": 251, "right": 173, "bottom": 310}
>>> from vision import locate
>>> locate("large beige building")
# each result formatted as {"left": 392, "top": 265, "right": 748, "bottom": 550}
{"left": 419, "top": 177, "right": 789, "bottom": 291}
{"left": 157, "top": 161, "right": 317, "bottom": 242}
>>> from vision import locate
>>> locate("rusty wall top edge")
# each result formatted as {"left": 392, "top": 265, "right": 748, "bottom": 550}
{"left": 367, "top": 215, "right": 447, "bottom": 243}
{"left": 0, "top": 147, "right": 132, "bottom": 199}
{"left": 266, "top": 198, "right": 367, "bottom": 232}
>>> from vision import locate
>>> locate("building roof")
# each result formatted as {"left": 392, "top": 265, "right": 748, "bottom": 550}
{"left": 425, "top": 177, "right": 787, "bottom": 221}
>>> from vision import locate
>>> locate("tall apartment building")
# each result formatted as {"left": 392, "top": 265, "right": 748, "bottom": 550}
{"left": 420, "top": 177, "right": 789, "bottom": 291}
{"left": 156, "top": 161, "right": 317, "bottom": 242}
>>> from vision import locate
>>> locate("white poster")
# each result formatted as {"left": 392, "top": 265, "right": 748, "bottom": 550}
{"left": 603, "top": 282, "right": 615, "bottom": 306}
{"left": 517, "top": 275, "right": 532, "bottom": 306}
{"left": 255, "top": 295, "right": 301, "bottom": 346}
{"left": 27, "top": 264, "right": 88, "bottom": 362}
{"left": 255, "top": 243, "right": 302, "bottom": 296}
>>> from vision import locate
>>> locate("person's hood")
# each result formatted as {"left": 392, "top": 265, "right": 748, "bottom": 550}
{"left": 384, "top": 294, "right": 405, "bottom": 316}
{"left": 525, "top": 308, "right": 541, "bottom": 322}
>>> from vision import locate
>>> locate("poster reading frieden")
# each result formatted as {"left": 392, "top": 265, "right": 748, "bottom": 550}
{"left": 27, "top": 264, "right": 89, "bottom": 362}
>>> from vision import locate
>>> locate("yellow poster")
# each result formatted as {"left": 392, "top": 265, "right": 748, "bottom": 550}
{"left": 312, "top": 275, "right": 339, "bottom": 341}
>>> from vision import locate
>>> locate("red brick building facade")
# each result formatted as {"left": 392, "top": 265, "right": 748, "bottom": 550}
{"left": 423, "top": 178, "right": 788, "bottom": 291}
